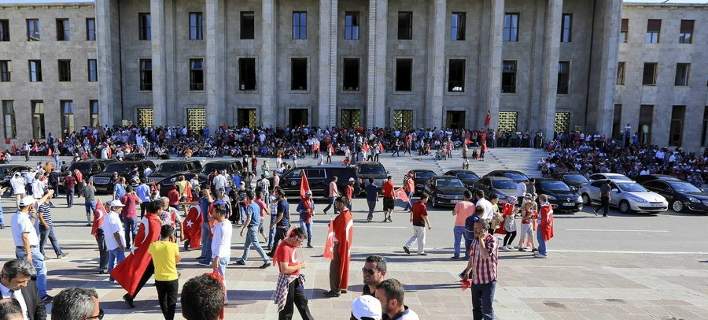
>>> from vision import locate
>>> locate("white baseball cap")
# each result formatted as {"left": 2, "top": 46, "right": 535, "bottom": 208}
{"left": 18, "top": 196, "right": 35, "bottom": 207}
{"left": 351, "top": 295, "right": 382, "bottom": 320}
{"left": 109, "top": 199, "right": 125, "bottom": 208}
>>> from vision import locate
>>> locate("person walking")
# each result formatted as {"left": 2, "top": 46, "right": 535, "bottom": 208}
{"left": 103, "top": 200, "right": 126, "bottom": 282}
{"left": 62, "top": 172, "right": 75, "bottom": 208}
{"left": 210, "top": 204, "right": 233, "bottom": 303}
{"left": 382, "top": 176, "right": 395, "bottom": 223}
{"left": 272, "top": 227, "right": 313, "bottom": 320}
{"left": 196, "top": 189, "right": 214, "bottom": 265}
{"left": 82, "top": 179, "right": 97, "bottom": 226}
{"left": 364, "top": 179, "right": 379, "bottom": 222}
{"left": 135, "top": 179, "right": 151, "bottom": 218}
{"left": 462, "top": 218, "right": 498, "bottom": 320}
{"left": 36, "top": 190, "right": 67, "bottom": 259}
{"left": 535, "top": 194, "right": 555, "bottom": 258}
{"left": 345, "top": 178, "right": 355, "bottom": 211}
{"left": 148, "top": 225, "right": 181, "bottom": 320}
{"left": 235, "top": 191, "right": 272, "bottom": 268}
{"left": 322, "top": 177, "right": 339, "bottom": 215}
{"left": 325, "top": 197, "right": 353, "bottom": 297}
{"left": 501, "top": 203, "right": 517, "bottom": 251}
{"left": 517, "top": 198, "right": 537, "bottom": 252}
{"left": 268, "top": 191, "right": 291, "bottom": 257}
{"left": 120, "top": 185, "right": 141, "bottom": 250}
{"left": 10, "top": 173, "right": 26, "bottom": 204}
{"left": 12, "top": 196, "right": 52, "bottom": 303}
{"left": 594, "top": 180, "right": 611, "bottom": 217}
{"left": 0, "top": 186, "right": 6, "bottom": 229}
{"left": 402, "top": 193, "right": 432, "bottom": 256}
{"left": 452, "top": 190, "right": 475, "bottom": 259}
{"left": 296, "top": 191, "right": 315, "bottom": 248}
{"left": 403, "top": 174, "right": 415, "bottom": 212}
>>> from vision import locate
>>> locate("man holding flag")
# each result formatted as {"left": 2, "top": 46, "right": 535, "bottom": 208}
{"left": 324, "top": 196, "right": 353, "bottom": 298}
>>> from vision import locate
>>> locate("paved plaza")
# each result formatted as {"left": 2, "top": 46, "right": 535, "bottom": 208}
{"left": 2, "top": 149, "right": 708, "bottom": 319}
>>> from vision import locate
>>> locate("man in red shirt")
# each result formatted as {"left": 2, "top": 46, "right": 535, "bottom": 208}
{"left": 272, "top": 227, "right": 313, "bottom": 320}
{"left": 402, "top": 193, "right": 431, "bottom": 255}
{"left": 345, "top": 178, "right": 355, "bottom": 211}
{"left": 63, "top": 172, "right": 76, "bottom": 208}
{"left": 167, "top": 186, "right": 180, "bottom": 209}
{"left": 382, "top": 176, "right": 395, "bottom": 222}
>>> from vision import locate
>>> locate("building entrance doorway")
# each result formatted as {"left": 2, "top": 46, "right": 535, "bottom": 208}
{"left": 289, "top": 109, "right": 308, "bottom": 127}
{"left": 237, "top": 108, "right": 257, "bottom": 128}
{"left": 445, "top": 111, "right": 465, "bottom": 129}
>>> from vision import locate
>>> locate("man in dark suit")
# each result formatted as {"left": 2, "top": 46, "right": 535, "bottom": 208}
{"left": 0, "top": 260, "right": 46, "bottom": 320}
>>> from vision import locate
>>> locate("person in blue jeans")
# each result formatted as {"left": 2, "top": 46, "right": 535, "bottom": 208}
{"left": 12, "top": 196, "right": 52, "bottom": 302}
{"left": 235, "top": 191, "right": 271, "bottom": 268}
{"left": 82, "top": 180, "right": 97, "bottom": 226}
{"left": 197, "top": 189, "right": 213, "bottom": 265}
{"left": 364, "top": 179, "right": 379, "bottom": 222}
{"left": 452, "top": 191, "right": 475, "bottom": 259}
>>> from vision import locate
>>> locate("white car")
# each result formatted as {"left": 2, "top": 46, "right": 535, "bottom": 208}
{"left": 579, "top": 180, "right": 668, "bottom": 214}
{"left": 588, "top": 173, "right": 632, "bottom": 182}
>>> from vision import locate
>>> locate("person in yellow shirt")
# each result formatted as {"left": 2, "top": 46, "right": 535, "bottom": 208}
{"left": 148, "top": 225, "right": 181, "bottom": 320}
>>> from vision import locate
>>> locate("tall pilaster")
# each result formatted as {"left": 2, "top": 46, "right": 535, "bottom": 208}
{"left": 318, "top": 0, "right": 338, "bottom": 128}
{"left": 261, "top": 0, "right": 277, "bottom": 127}
{"left": 481, "top": 0, "right": 504, "bottom": 129}
{"left": 366, "top": 0, "right": 387, "bottom": 128}
{"left": 206, "top": 0, "right": 226, "bottom": 131}
{"left": 594, "top": 0, "right": 621, "bottom": 136}
{"left": 96, "top": 0, "right": 119, "bottom": 126}
{"left": 150, "top": 0, "right": 167, "bottom": 127}
{"left": 425, "top": 0, "right": 446, "bottom": 128}
{"left": 539, "top": 0, "right": 563, "bottom": 138}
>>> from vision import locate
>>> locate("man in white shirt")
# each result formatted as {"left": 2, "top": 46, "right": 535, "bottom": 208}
{"left": 1, "top": 259, "right": 46, "bottom": 320}
{"left": 102, "top": 200, "right": 126, "bottom": 282}
{"left": 474, "top": 190, "right": 494, "bottom": 220}
{"left": 11, "top": 197, "right": 51, "bottom": 303}
{"left": 10, "top": 173, "right": 26, "bottom": 203}
{"left": 211, "top": 204, "right": 232, "bottom": 303}
{"left": 212, "top": 171, "right": 228, "bottom": 194}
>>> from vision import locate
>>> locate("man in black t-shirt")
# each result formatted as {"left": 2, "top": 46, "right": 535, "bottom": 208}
{"left": 268, "top": 190, "right": 290, "bottom": 257}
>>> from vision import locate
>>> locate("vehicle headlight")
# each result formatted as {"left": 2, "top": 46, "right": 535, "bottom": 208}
{"left": 546, "top": 195, "right": 557, "bottom": 201}
{"left": 688, "top": 197, "right": 700, "bottom": 203}
{"left": 627, "top": 194, "right": 647, "bottom": 203}
{"left": 577, "top": 195, "right": 583, "bottom": 203}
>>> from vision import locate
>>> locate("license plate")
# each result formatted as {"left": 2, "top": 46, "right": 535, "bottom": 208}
{"left": 451, "top": 200, "right": 460, "bottom": 204}
{"left": 563, "top": 202, "right": 574, "bottom": 206}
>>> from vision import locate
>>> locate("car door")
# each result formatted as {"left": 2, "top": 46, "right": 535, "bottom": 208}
{"left": 306, "top": 168, "right": 327, "bottom": 196}
{"left": 587, "top": 181, "right": 603, "bottom": 201}
{"left": 609, "top": 182, "right": 621, "bottom": 206}
{"left": 647, "top": 181, "right": 673, "bottom": 202}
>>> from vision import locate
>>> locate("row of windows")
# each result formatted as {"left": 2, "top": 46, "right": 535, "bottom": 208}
{"left": 620, "top": 18, "right": 695, "bottom": 44}
{"left": 1, "top": 100, "right": 98, "bottom": 139}
{"left": 616, "top": 62, "right": 692, "bottom": 86}
{"left": 611, "top": 104, "right": 697, "bottom": 147}
{"left": 0, "top": 59, "right": 97, "bottom": 83}
{"left": 0, "top": 18, "right": 95, "bottom": 42}
{"left": 137, "top": 11, "right": 254, "bottom": 41}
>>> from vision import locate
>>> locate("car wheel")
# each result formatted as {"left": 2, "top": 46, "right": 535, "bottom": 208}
{"left": 671, "top": 200, "right": 684, "bottom": 213}
{"left": 619, "top": 200, "right": 631, "bottom": 214}
{"left": 581, "top": 194, "right": 591, "bottom": 206}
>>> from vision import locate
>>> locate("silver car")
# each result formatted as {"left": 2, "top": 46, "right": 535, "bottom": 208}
{"left": 579, "top": 180, "right": 668, "bottom": 214}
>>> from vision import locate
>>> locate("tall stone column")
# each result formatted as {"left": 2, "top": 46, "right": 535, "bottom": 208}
{"left": 481, "top": 0, "right": 504, "bottom": 129}
{"left": 594, "top": 0, "right": 621, "bottom": 136}
{"left": 318, "top": 0, "right": 338, "bottom": 128}
{"left": 150, "top": 0, "right": 167, "bottom": 127}
{"left": 425, "top": 0, "right": 446, "bottom": 128}
{"left": 96, "top": 0, "right": 118, "bottom": 126}
{"left": 539, "top": 0, "right": 562, "bottom": 139}
{"left": 366, "top": 0, "right": 387, "bottom": 128}
{"left": 206, "top": 0, "right": 226, "bottom": 131}
{"left": 261, "top": 0, "right": 277, "bottom": 127}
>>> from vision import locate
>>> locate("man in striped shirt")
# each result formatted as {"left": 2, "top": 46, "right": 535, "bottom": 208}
{"left": 462, "top": 218, "right": 498, "bottom": 320}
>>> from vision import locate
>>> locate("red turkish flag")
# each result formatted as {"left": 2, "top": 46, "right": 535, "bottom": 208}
{"left": 182, "top": 205, "right": 203, "bottom": 250}
{"left": 300, "top": 170, "right": 310, "bottom": 199}
{"left": 91, "top": 201, "right": 107, "bottom": 238}
{"left": 394, "top": 188, "right": 409, "bottom": 202}
{"left": 323, "top": 220, "right": 335, "bottom": 260}
{"left": 484, "top": 111, "right": 492, "bottom": 127}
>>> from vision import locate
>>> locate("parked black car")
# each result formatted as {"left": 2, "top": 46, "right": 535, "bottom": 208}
{"left": 406, "top": 169, "right": 437, "bottom": 195}
{"left": 148, "top": 160, "right": 201, "bottom": 183}
{"left": 355, "top": 162, "right": 388, "bottom": 188}
{"left": 69, "top": 159, "right": 116, "bottom": 179}
{"left": 483, "top": 170, "right": 529, "bottom": 183}
{"left": 279, "top": 165, "right": 359, "bottom": 198}
{"left": 424, "top": 176, "right": 467, "bottom": 208}
{"left": 444, "top": 170, "right": 480, "bottom": 190}
{"left": 640, "top": 178, "right": 708, "bottom": 213}
{"left": 560, "top": 173, "right": 590, "bottom": 192}
{"left": 199, "top": 160, "right": 244, "bottom": 182}
{"left": 634, "top": 174, "right": 681, "bottom": 185}
{"left": 534, "top": 178, "right": 583, "bottom": 213}
{"left": 93, "top": 160, "right": 156, "bottom": 194}
{"left": 473, "top": 176, "right": 517, "bottom": 204}
{"left": 158, "top": 172, "right": 200, "bottom": 196}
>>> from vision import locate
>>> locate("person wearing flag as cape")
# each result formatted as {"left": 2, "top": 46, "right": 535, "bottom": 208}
{"left": 324, "top": 196, "right": 353, "bottom": 298}
{"left": 182, "top": 204, "right": 203, "bottom": 251}
{"left": 111, "top": 199, "right": 163, "bottom": 308}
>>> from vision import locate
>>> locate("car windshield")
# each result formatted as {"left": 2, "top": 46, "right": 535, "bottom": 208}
{"left": 358, "top": 164, "right": 386, "bottom": 175}
{"left": 104, "top": 163, "right": 135, "bottom": 172}
{"left": 156, "top": 162, "right": 187, "bottom": 173}
{"left": 668, "top": 181, "right": 702, "bottom": 193}
{"left": 415, "top": 171, "right": 435, "bottom": 179}
{"left": 492, "top": 180, "right": 517, "bottom": 189}
{"left": 202, "top": 163, "right": 230, "bottom": 174}
{"left": 504, "top": 172, "right": 527, "bottom": 181}
{"left": 564, "top": 175, "right": 588, "bottom": 184}
{"left": 457, "top": 173, "right": 479, "bottom": 179}
{"left": 436, "top": 179, "right": 464, "bottom": 188}
{"left": 617, "top": 183, "right": 647, "bottom": 192}
{"left": 609, "top": 175, "right": 632, "bottom": 181}
{"left": 540, "top": 181, "right": 571, "bottom": 191}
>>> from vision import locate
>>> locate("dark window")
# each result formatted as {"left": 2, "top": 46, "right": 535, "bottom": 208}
{"left": 291, "top": 58, "right": 307, "bottom": 91}
{"left": 620, "top": 18, "right": 628, "bottom": 43}
{"left": 397, "top": 12, "right": 412, "bottom": 40}
{"left": 642, "top": 62, "right": 657, "bottom": 86}
{"left": 342, "top": 58, "right": 359, "bottom": 91}
{"left": 395, "top": 58, "right": 412, "bottom": 92}
{"left": 189, "top": 12, "right": 203, "bottom": 40}
{"left": 60, "top": 100, "right": 75, "bottom": 135}
{"left": 560, "top": 14, "right": 572, "bottom": 42}
{"left": 557, "top": 61, "right": 570, "bottom": 94}
{"left": 28, "top": 60, "right": 42, "bottom": 82}
{"left": 26, "top": 19, "right": 40, "bottom": 41}
{"left": 503, "top": 13, "right": 519, "bottom": 42}
{"left": 675, "top": 63, "right": 690, "bottom": 86}
{"left": 58, "top": 59, "right": 71, "bottom": 82}
{"left": 616, "top": 62, "right": 625, "bottom": 85}
{"left": 638, "top": 105, "right": 653, "bottom": 145}
{"left": 238, "top": 57, "right": 256, "bottom": 91}
{"left": 501, "top": 60, "right": 516, "bottom": 93}
{"left": 669, "top": 105, "right": 685, "bottom": 147}
{"left": 679, "top": 20, "right": 694, "bottom": 44}
{"left": 0, "top": 19, "right": 9, "bottom": 41}
{"left": 31, "top": 100, "right": 45, "bottom": 139}
{"left": 139, "top": 13, "right": 151, "bottom": 40}
{"left": 240, "top": 11, "right": 255, "bottom": 39}
{"left": 612, "top": 104, "right": 622, "bottom": 139}
{"left": 87, "top": 59, "right": 97, "bottom": 82}
{"left": 139, "top": 59, "right": 152, "bottom": 91}
{"left": 451, "top": 12, "right": 465, "bottom": 41}
{"left": 2, "top": 100, "right": 16, "bottom": 139}
{"left": 702, "top": 106, "right": 708, "bottom": 146}
{"left": 90, "top": 100, "right": 99, "bottom": 127}
{"left": 86, "top": 18, "right": 95, "bottom": 41}
{"left": 646, "top": 19, "right": 660, "bottom": 43}
{"left": 448, "top": 59, "right": 465, "bottom": 92}
{"left": 292, "top": 11, "right": 307, "bottom": 40}
{"left": 344, "top": 12, "right": 360, "bottom": 40}
{"left": 189, "top": 58, "right": 204, "bottom": 91}
{"left": 56, "top": 18, "right": 70, "bottom": 41}
{"left": 0, "top": 60, "right": 10, "bottom": 82}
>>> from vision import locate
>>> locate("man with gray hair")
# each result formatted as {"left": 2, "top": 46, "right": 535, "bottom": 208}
{"left": 51, "top": 288, "right": 101, "bottom": 320}
{"left": 0, "top": 259, "right": 46, "bottom": 320}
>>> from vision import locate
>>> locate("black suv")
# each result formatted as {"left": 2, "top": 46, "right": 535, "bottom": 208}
{"left": 69, "top": 159, "right": 116, "bottom": 179}
{"left": 473, "top": 176, "right": 518, "bottom": 204}
{"left": 355, "top": 162, "right": 388, "bottom": 188}
{"left": 534, "top": 178, "right": 583, "bottom": 213}
{"left": 93, "top": 160, "right": 156, "bottom": 194}
{"left": 148, "top": 160, "right": 201, "bottom": 183}
{"left": 279, "top": 165, "right": 358, "bottom": 198}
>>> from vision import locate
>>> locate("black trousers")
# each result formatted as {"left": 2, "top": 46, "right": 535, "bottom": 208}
{"left": 279, "top": 278, "right": 313, "bottom": 320}
{"left": 600, "top": 196, "right": 609, "bottom": 216}
{"left": 268, "top": 227, "right": 288, "bottom": 257}
{"left": 95, "top": 229, "right": 108, "bottom": 271}
{"left": 155, "top": 279, "right": 178, "bottom": 320}
{"left": 140, "top": 202, "right": 147, "bottom": 218}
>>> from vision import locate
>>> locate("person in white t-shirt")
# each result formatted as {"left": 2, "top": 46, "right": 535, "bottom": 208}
{"left": 102, "top": 200, "right": 126, "bottom": 281}
{"left": 12, "top": 196, "right": 51, "bottom": 302}
{"left": 474, "top": 190, "right": 494, "bottom": 220}
{"left": 211, "top": 204, "right": 232, "bottom": 303}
